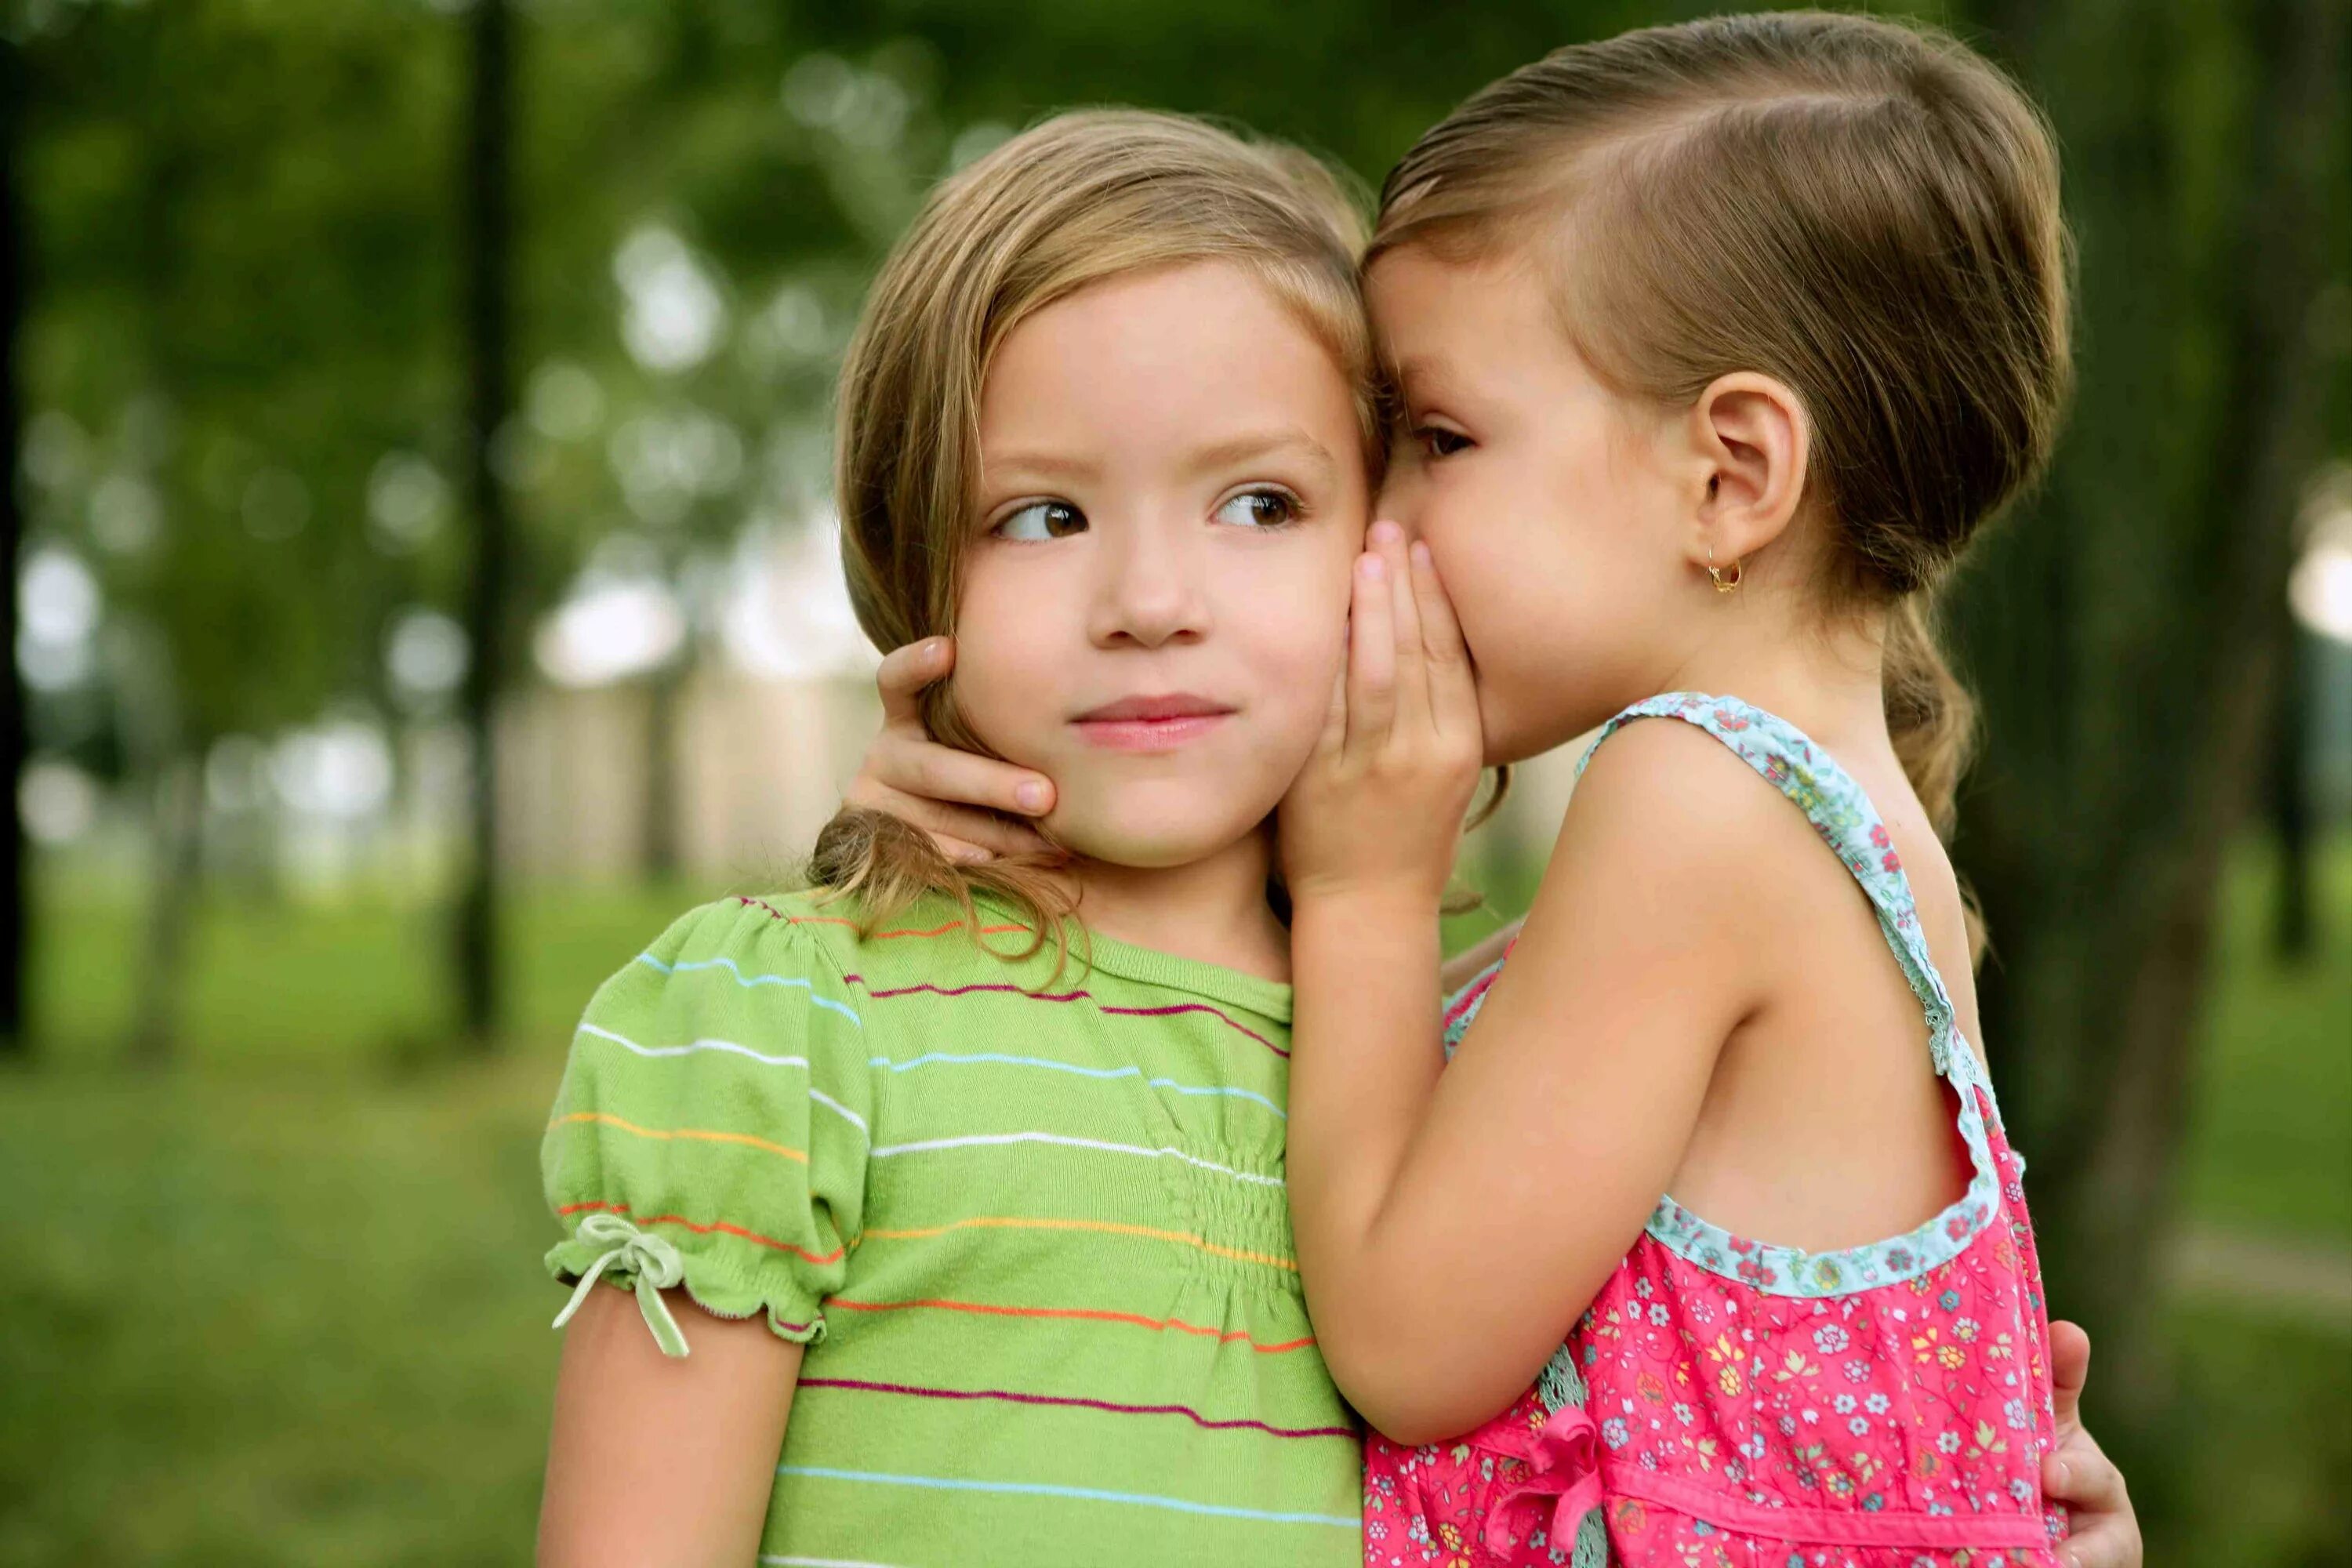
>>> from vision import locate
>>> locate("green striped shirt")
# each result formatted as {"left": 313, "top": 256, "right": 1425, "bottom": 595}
{"left": 543, "top": 891, "right": 1360, "bottom": 1567}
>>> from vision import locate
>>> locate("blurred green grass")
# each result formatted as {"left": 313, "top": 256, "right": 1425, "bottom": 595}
{"left": 2178, "top": 839, "right": 2352, "bottom": 1244}
{"left": 1, "top": 844, "right": 2344, "bottom": 1566}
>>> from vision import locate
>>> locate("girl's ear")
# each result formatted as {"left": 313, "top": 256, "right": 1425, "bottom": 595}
{"left": 1685, "top": 372, "right": 1809, "bottom": 571}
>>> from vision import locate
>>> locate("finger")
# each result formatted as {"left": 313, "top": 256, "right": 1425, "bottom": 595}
{"left": 2058, "top": 1512, "right": 2141, "bottom": 1568}
{"left": 875, "top": 733, "right": 1054, "bottom": 818}
{"left": 893, "top": 792, "right": 1058, "bottom": 860}
{"left": 1371, "top": 522, "right": 1432, "bottom": 735}
{"left": 874, "top": 637, "right": 955, "bottom": 727}
{"left": 1409, "top": 540, "right": 1478, "bottom": 733}
{"left": 1313, "top": 655, "right": 1348, "bottom": 761}
{"left": 841, "top": 767, "right": 1049, "bottom": 857}
{"left": 2047, "top": 1319, "right": 2089, "bottom": 1434}
{"left": 932, "top": 833, "right": 996, "bottom": 866}
{"left": 2043, "top": 1437, "right": 2127, "bottom": 1516}
{"left": 2047, "top": 1441, "right": 2136, "bottom": 1568}
{"left": 1347, "top": 551, "right": 1397, "bottom": 750}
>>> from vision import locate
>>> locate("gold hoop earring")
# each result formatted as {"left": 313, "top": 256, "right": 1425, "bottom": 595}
{"left": 1706, "top": 550, "right": 1744, "bottom": 594}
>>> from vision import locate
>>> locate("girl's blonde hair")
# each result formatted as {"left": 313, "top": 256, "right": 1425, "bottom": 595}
{"left": 1370, "top": 11, "right": 2073, "bottom": 839}
{"left": 811, "top": 109, "right": 1374, "bottom": 949}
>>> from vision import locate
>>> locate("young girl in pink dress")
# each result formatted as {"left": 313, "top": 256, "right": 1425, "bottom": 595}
{"left": 1276, "top": 14, "right": 2077, "bottom": 1566}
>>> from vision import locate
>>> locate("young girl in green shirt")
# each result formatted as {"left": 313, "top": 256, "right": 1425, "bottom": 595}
{"left": 538, "top": 108, "right": 1378, "bottom": 1568}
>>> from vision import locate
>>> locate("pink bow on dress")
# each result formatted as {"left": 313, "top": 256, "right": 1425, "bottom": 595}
{"left": 1483, "top": 1400, "right": 1605, "bottom": 1559}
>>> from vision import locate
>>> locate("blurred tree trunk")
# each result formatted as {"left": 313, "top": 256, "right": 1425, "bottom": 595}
{"left": 129, "top": 750, "right": 203, "bottom": 1066}
{"left": 0, "top": 38, "right": 28, "bottom": 1060}
{"left": 124, "top": 12, "right": 198, "bottom": 1068}
{"left": 1956, "top": 0, "right": 2348, "bottom": 1427}
{"left": 454, "top": 0, "right": 514, "bottom": 1052}
{"left": 641, "top": 660, "right": 683, "bottom": 882}
{"left": 2266, "top": 626, "right": 2317, "bottom": 960}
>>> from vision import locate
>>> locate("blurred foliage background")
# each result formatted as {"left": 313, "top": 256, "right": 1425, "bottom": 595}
{"left": 1, "top": 1, "right": 2347, "bottom": 1564}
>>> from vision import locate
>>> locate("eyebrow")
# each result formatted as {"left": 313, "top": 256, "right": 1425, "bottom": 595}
{"left": 1386, "top": 354, "right": 1465, "bottom": 405}
{"left": 985, "top": 429, "right": 1341, "bottom": 490}
{"left": 983, "top": 451, "right": 1102, "bottom": 484}
{"left": 1179, "top": 427, "right": 1339, "bottom": 485}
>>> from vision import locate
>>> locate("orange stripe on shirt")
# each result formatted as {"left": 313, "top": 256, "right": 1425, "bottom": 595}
{"left": 857, "top": 1215, "right": 1298, "bottom": 1273}
{"left": 549, "top": 1111, "right": 809, "bottom": 1165}
{"left": 556, "top": 1200, "right": 844, "bottom": 1266}
{"left": 825, "top": 1294, "right": 1317, "bottom": 1352}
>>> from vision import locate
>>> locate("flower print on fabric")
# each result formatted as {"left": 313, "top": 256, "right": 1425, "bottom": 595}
{"left": 1361, "top": 697, "right": 2066, "bottom": 1568}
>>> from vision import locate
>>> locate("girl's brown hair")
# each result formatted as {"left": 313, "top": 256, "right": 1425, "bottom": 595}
{"left": 1370, "top": 10, "right": 2073, "bottom": 837}
{"left": 810, "top": 109, "right": 1374, "bottom": 949}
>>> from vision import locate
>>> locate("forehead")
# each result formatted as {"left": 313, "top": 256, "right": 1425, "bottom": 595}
{"left": 983, "top": 263, "right": 1374, "bottom": 453}
{"left": 1364, "top": 243, "right": 1582, "bottom": 397}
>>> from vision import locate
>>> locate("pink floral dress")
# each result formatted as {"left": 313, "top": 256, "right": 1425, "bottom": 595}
{"left": 1362, "top": 695, "right": 2067, "bottom": 1568}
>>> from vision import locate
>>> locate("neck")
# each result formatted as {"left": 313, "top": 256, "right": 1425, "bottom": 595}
{"left": 1652, "top": 577, "right": 1892, "bottom": 758}
{"left": 1065, "top": 828, "right": 1291, "bottom": 984}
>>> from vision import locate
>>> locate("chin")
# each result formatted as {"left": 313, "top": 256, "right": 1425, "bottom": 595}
{"left": 1477, "top": 696, "right": 1551, "bottom": 766}
{"left": 1046, "top": 796, "right": 1267, "bottom": 871}
{"left": 1480, "top": 692, "right": 1602, "bottom": 767}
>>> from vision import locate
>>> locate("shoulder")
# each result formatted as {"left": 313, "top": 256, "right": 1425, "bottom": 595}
{"left": 632, "top": 891, "right": 861, "bottom": 978}
{"left": 1522, "top": 712, "right": 1831, "bottom": 1012}
{"left": 628, "top": 886, "right": 1046, "bottom": 998}
{"left": 579, "top": 891, "right": 866, "bottom": 1044}
{"left": 686, "top": 889, "right": 859, "bottom": 967}
{"left": 1563, "top": 713, "right": 1794, "bottom": 882}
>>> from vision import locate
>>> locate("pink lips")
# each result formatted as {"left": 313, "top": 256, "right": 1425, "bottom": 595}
{"left": 1071, "top": 693, "right": 1236, "bottom": 752}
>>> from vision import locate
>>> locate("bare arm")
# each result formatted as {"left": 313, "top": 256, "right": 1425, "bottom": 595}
{"left": 1283, "top": 531, "right": 1738, "bottom": 1443}
{"left": 538, "top": 1288, "right": 804, "bottom": 1567}
{"left": 1290, "top": 735, "right": 1745, "bottom": 1440}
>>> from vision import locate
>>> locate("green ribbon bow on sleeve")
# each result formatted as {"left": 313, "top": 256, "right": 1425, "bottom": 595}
{"left": 550, "top": 1212, "right": 691, "bottom": 1358}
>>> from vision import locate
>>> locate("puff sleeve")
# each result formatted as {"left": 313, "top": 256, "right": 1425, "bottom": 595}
{"left": 542, "top": 899, "right": 871, "bottom": 1356}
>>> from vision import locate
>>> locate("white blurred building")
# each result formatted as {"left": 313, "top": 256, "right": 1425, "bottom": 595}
{"left": 495, "top": 515, "right": 883, "bottom": 883}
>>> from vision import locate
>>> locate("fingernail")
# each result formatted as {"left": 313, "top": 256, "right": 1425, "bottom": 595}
{"left": 953, "top": 844, "right": 992, "bottom": 865}
{"left": 923, "top": 637, "right": 947, "bottom": 660}
{"left": 2054, "top": 1460, "right": 2071, "bottom": 1490}
{"left": 1015, "top": 780, "right": 1050, "bottom": 811}
{"left": 1369, "top": 520, "right": 1403, "bottom": 546}
{"left": 1410, "top": 542, "right": 1432, "bottom": 568}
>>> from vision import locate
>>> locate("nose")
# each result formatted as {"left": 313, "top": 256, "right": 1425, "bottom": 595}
{"left": 1086, "top": 509, "right": 1209, "bottom": 649}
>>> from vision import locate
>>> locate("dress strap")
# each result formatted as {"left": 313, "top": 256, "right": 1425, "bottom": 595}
{"left": 1573, "top": 694, "right": 2010, "bottom": 1298}
{"left": 1440, "top": 946, "right": 1512, "bottom": 1062}
{"left": 1577, "top": 693, "right": 1964, "bottom": 1078}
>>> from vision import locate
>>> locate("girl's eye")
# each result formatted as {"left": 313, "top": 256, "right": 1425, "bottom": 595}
{"left": 994, "top": 500, "right": 1087, "bottom": 541}
{"left": 1212, "top": 488, "right": 1301, "bottom": 529}
{"left": 1417, "top": 426, "right": 1472, "bottom": 460}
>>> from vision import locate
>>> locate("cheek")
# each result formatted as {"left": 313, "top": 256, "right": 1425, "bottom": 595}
{"left": 1421, "top": 439, "right": 1666, "bottom": 637}
{"left": 947, "top": 563, "right": 1063, "bottom": 756}
{"left": 1226, "top": 554, "right": 1352, "bottom": 752}
{"left": 1257, "top": 625, "right": 1347, "bottom": 741}
{"left": 1416, "top": 467, "right": 1652, "bottom": 760}
{"left": 1418, "top": 480, "right": 1563, "bottom": 648}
